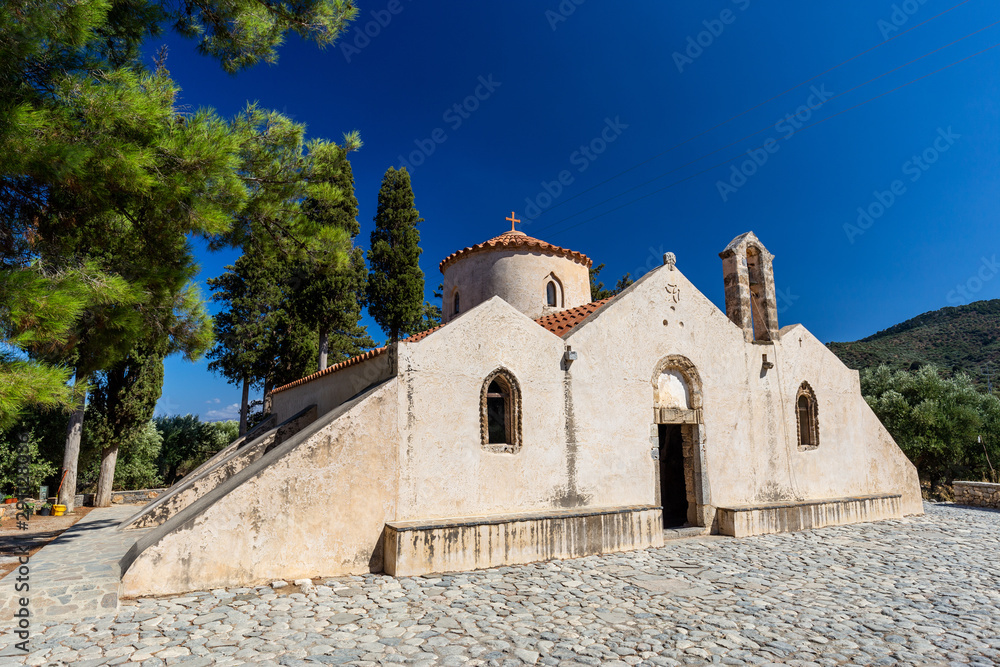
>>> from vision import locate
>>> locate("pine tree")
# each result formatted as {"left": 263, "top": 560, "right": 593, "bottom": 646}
{"left": 48, "top": 220, "right": 212, "bottom": 510}
{"left": 366, "top": 167, "right": 425, "bottom": 343}
{"left": 1, "top": 0, "right": 360, "bottom": 507}
{"left": 0, "top": 264, "right": 138, "bottom": 429}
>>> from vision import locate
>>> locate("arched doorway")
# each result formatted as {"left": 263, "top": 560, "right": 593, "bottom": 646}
{"left": 651, "top": 356, "right": 708, "bottom": 529}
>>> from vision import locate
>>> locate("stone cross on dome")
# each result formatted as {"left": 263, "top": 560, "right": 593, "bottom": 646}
{"left": 505, "top": 211, "right": 523, "bottom": 234}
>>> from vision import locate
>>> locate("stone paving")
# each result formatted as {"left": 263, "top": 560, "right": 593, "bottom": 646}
{"left": 2, "top": 502, "right": 1000, "bottom": 666}
{"left": 0, "top": 506, "right": 148, "bottom": 624}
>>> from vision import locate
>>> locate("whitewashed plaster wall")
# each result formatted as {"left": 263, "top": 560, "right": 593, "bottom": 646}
{"left": 394, "top": 298, "right": 573, "bottom": 519}
{"left": 121, "top": 381, "right": 401, "bottom": 596}
{"left": 561, "top": 261, "right": 922, "bottom": 525}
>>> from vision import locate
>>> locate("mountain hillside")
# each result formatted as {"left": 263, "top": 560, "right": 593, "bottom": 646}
{"left": 827, "top": 299, "right": 1000, "bottom": 381}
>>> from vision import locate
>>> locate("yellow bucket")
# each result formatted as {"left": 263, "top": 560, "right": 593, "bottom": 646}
{"left": 52, "top": 504, "right": 66, "bottom": 516}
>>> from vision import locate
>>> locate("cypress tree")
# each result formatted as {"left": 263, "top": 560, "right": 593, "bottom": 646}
{"left": 208, "top": 247, "right": 322, "bottom": 430}
{"left": 85, "top": 348, "right": 165, "bottom": 507}
{"left": 207, "top": 252, "right": 278, "bottom": 435}
{"left": 366, "top": 167, "right": 425, "bottom": 343}
{"left": 292, "top": 152, "right": 374, "bottom": 371}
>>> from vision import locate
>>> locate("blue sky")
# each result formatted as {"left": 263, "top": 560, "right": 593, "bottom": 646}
{"left": 154, "top": 0, "right": 1000, "bottom": 420}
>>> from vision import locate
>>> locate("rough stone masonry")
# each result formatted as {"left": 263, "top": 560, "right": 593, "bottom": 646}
{"left": 953, "top": 480, "right": 1000, "bottom": 509}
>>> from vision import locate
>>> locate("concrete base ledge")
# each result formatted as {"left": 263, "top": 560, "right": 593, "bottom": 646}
{"left": 383, "top": 505, "right": 664, "bottom": 577}
{"left": 717, "top": 493, "right": 903, "bottom": 537}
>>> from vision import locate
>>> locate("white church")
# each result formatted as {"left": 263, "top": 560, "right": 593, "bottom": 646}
{"left": 118, "top": 219, "right": 922, "bottom": 596}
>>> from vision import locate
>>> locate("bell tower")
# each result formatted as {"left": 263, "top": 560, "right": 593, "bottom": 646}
{"left": 719, "top": 232, "right": 780, "bottom": 343}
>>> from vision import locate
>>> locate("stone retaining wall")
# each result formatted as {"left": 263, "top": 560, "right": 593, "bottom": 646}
{"left": 953, "top": 481, "right": 1000, "bottom": 509}
{"left": 65, "top": 489, "right": 166, "bottom": 506}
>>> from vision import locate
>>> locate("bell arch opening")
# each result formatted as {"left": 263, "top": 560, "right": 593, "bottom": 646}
{"left": 746, "top": 245, "right": 774, "bottom": 342}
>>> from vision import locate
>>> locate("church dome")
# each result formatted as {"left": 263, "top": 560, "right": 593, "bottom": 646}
{"left": 438, "top": 230, "right": 592, "bottom": 273}
{"left": 440, "top": 223, "right": 592, "bottom": 323}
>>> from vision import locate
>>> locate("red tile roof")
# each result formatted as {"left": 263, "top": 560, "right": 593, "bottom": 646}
{"left": 271, "top": 299, "right": 612, "bottom": 395}
{"left": 438, "top": 230, "right": 592, "bottom": 273}
{"left": 534, "top": 298, "right": 612, "bottom": 337}
{"left": 270, "top": 323, "right": 447, "bottom": 395}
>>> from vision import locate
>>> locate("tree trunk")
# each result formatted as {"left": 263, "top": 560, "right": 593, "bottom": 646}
{"left": 94, "top": 444, "right": 119, "bottom": 507}
{"left": 318, "top": 328, "right": 329, "bottom": 371}
{"left": 239, "top": 376, "right": 250, "bottom": 437}
{"left": 58, "top": 371, "right": 87, "bottom": 511}
{"left": 263, "top": 377, "right": 273, "bottom": 416}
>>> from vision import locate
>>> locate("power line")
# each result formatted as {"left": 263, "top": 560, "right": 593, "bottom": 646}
{"left": 534, "top": 0, "right": 974, "bottom": 219}
{"left": 536, "top": 18, "right": 1000, "bottom": 233}
{"left": 544, "top": 41, "right": 1000, "bottom": 239}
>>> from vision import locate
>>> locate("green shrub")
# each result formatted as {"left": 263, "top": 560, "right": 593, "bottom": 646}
{"left": 862, "top": 365, "right": 1000, "bottom": 493}
{"left": 0, "top": 430, "right": 57, "bottom": 497}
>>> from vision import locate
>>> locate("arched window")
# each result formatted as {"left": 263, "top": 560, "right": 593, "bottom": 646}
{"left": 486, "top": 380, "right": 508, "bottom": 443}
{"left": 546, "top": 281, "right": 557, "bottom": 307}
{"left": 796, "top": 382, "right": 819, "bottom": 450}
{"left": 453, "top": 292, "right": 460, "bottom": 315}
{"left": 480, "top": 368, "right": 522, "bottom": 453}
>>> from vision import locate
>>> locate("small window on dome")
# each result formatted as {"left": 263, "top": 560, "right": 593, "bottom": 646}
{"left": 453, "top": 292, "right": 460, "bottom": 315}
{"left": 546, "top": 281, "right": 557, "bottom": 307}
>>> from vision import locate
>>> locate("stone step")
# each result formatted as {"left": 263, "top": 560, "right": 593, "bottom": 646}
{"left": 384, "top": 505, "right": 664, "bottom": 576}
{"left": 663, "top": 525, "right": 711, "bottom": 541}
{"left": 716, "top": 493, "right": 903, "bottom": 537}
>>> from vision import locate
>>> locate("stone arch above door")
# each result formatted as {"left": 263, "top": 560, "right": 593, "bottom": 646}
{"left": 651, "top": 355, "right": 703, "bottom": 423}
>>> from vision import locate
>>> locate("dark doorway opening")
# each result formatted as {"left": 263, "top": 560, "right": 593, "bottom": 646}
{"left": 659, "top": 424, "right": 688, "bottom": 528}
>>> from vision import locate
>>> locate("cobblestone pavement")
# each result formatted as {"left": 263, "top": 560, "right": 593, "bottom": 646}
{"left": 2, "top": 502, "right": 999, "bottom": 666}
